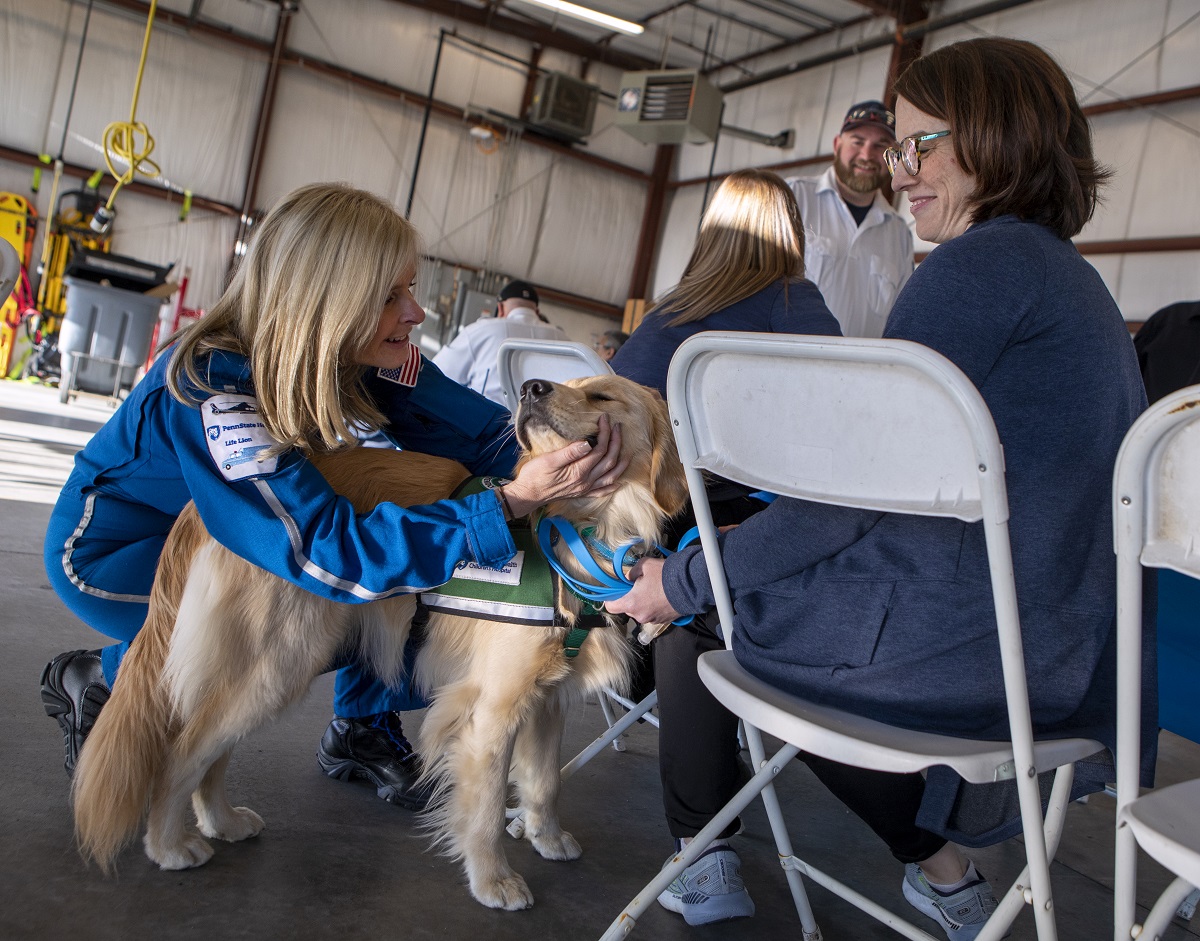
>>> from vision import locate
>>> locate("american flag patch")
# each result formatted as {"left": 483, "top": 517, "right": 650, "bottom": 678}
{"left": 377, "top": 348, "right": 422, "bottom": 387}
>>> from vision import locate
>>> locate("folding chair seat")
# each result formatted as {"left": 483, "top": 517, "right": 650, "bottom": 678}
{"left": 601, "top": 332, "right": 1104, "bottom": 941}
{"left": 493, "top": 338, "right": 659, "bottom": 826}
{"left": 1112, "top": 383, "right": 1200, "bottom": 941}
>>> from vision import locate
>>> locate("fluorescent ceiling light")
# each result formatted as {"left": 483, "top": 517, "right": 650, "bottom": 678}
{"left": 513, "top": 0, "right": 644, "bottom": 35}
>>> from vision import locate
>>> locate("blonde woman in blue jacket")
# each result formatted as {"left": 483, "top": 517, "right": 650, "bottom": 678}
{"left": 41, "top": 183, "right": 625, "bottom": 810}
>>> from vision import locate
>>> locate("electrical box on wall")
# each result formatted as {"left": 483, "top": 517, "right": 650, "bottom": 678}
{"left": 528, "top": 72, "right": 599, "bottom": 141}
{"left": 613, "top": 70, "right": 723, "bottom": 144}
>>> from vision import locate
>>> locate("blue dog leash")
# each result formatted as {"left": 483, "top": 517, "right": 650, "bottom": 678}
{"left": 536, "top": 516, "right": 700, "bottom": 627}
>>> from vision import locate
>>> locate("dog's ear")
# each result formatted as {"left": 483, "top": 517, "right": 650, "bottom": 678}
{"left": 644, "top": 388, "right": 690, "bottom": 518}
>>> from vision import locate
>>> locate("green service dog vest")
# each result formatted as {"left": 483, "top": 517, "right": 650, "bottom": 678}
{"left": 419, "top": 478, "right": 607, "bottom": 657}
{"left": 420, "top": 477, "right": 557, "bottom": 625}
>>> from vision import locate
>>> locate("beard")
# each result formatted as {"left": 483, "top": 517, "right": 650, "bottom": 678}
{"left": 834, "top": 154, "right": 886, "bottom": 195}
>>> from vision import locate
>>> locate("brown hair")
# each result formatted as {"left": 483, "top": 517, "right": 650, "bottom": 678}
{"left": 166, "top": 183, "right": 420, "bottom": 453}
{"left": 650, "top": 168, "right": 805, "bottom": 326}
{"left": 893, "top": 37, "right": 1109, "bottom": 240}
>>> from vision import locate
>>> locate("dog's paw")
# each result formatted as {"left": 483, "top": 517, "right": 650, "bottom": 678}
{"left": 471, "top": 873, "right": 535, "bottom": 911}
{"left": 531, "top": 830, "right": 581, "bottom": 861}
{"left": 144, "top": 831, "right": 214, "bottom": 870}
{"left": 197, "top": 806, "right": 264, "bottom": 843}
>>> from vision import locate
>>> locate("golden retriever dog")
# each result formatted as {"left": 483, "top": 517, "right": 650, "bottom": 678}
{"left": 71, "top": 374, "right": 688, "bottom": 911}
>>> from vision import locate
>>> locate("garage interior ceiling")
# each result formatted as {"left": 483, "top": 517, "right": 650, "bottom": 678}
{"left": 1, "top": 0, "right": 1196, "bottom": 328}
{"left": 432, "top": 0, "right": 881, "bottom": 75}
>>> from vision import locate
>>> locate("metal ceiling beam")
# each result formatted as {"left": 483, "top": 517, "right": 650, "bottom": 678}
{"left": 719, "top": 0, "right": 1042, "bottom": 93}
{"left": 692, "top": 3, "right": 791, "bottom": 41}
{"left": 845, "top": 0, "right": 904, "bottom": 16}
{"left": 642, "top": 0, "right": 695, "bottom": 24}
{"left": 701, "top": 11, "right": 873, "bottom": 75}
{"left": 1082, "top": 83, "right": 1200, "bottom": 117}
{"left": 378, "top": 0, "right": 665, "bottom": 72}
{"left": 629, "top": 144, "right": 676, "bottom": 300}
{"left": 734, "top": 0, "right": 822, "bottom": 30}
{"left": 92, "top": 0, "right": 275, "bottom": 52}
{"left": 235, "top": 4, "right": 293, "bottom": 255}
{"left": 669, "top": 79, "right": 1200, "bottom": 191}
{"left": 769, "top": 0, "right": 839, "bottom": 25}
{"left": 0, "top": 142, "right": 240, "bottom": 216}
{"left": 883, "top": 0, "right": 930, "bottom": 106}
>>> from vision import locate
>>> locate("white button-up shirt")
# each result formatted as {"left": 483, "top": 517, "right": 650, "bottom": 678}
{"left": 786, "top": 166, "right": 914, "bottom": 339}
{"left": 432, "top": 305, "right": 567, "bottom": 406}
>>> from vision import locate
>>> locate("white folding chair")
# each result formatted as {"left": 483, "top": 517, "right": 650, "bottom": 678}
{"left": 601, "top": 332, "right": 1104, "bottom": 941}
{"left": 493, "top": 338, "right": 658, "bottom": 838}
{"left": 1113, "top": 383, "right": 1200, "bottom": 941}
{"left": 496, "top": 338, "right": 611, "bottom": 413}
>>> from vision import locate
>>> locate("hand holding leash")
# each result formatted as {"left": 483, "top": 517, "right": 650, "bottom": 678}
{"left": 603, "top": 557, "right": 682, "bottom": 626}
{"left": 503, "top": 415, "right": 628, "bottom": 517}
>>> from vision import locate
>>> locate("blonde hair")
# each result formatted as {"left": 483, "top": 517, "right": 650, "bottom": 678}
{"left": 651, "top": 169, "right": 806, "bottom": 327}
{"left": 166, "top": 183, "right": 420, "bottom": 453}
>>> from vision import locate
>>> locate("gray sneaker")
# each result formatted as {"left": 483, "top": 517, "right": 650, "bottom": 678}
{"left": 657, "top": 844, "right": 755, "bottom": 926}
{"left": 902, "top": 862, "right": 999, "bottom": 941}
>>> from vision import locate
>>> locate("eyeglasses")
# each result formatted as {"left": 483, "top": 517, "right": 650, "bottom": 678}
{"left": 882, "top": 130, "right": 951, "bottom": 177}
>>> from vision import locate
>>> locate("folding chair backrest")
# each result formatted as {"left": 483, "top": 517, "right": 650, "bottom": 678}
{"left": 1113, "top": 386, "right": 1200, "bottom": 580}
{"left": 667, "top": 331, "right": 1029, "bottom": 751}
{"left": 1112, "top": 384, "right": 1200, "bottom": 939}
{"left": 666, "top": 332, "right": 1006, "bottom": 521}
{"left": 496, "top": 338, "right": 612, "bottom": 414}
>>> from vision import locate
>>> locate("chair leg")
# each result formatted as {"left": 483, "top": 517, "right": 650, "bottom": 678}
{"left": 598, "top": 691, "right": 625, "bottom": 752}
{"left": 598, "top": 741, "right": 806, "bottom": 941}
{"left": 741, "top": 725, "right": 821, "bottom": 939}
{"left": 1139, "top": 876, "right": 1198, "bottom": 941}
{"left": 604, "top": 688, "right": 659, "bottom": 729}
{"left": 562, "top": 691, "right": 657, "bottom": 779}
{"left": 509, "top": 691, "right": 660, "bottom": 839}
{"left": 1115, "top": 812, "right": 1140, "bottom": 940}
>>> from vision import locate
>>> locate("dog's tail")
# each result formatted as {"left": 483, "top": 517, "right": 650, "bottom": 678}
{"left": 71, "top": 506, "right": 204, "bottom": 871}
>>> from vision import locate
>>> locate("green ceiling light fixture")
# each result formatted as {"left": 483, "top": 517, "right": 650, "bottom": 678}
{"left": 512, "top": 0, "right": 644, "bottom": 35}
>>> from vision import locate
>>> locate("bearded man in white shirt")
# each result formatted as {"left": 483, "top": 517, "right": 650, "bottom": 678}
{"left": 786, "top": 100, "right": 914, "bottom": 338}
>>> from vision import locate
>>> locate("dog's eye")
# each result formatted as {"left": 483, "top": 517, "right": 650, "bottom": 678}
{"left": 589, "top": 393, "right": 614, "bottom": 403}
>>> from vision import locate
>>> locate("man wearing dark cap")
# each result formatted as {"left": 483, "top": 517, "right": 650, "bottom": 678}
{"left": 432, "top": 278, "right": 567, "bottom": 406}
{"left": 785, "top": 100, "right": 914, "bottom": 338}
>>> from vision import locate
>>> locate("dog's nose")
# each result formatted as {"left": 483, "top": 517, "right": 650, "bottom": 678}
{"left": 520, "top": 379, "right": 552, "bottom": 402}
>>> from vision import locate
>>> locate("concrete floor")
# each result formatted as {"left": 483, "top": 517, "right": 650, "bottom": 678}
{"left": 1, "top": 379, "right": 1197, "bottom": 941}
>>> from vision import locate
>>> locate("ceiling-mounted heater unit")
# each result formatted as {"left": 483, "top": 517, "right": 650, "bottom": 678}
{"left": 614, "top": 70, "right": 723, "bottom": 144}
{"left": 527, "top": 71, "right": 599, "bottom": 141}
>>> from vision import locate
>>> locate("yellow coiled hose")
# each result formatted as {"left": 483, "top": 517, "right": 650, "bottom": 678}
{"left": 100, "top": 0, "right": 160, "bottom": 215}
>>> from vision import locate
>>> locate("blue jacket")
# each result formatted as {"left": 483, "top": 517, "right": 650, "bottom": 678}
{"left": 57, "top": 347, "right": 522, "bottom": 605}
{"left": 610, "top": 278, "right": 841, "bottom": 399}
{"left": 661, "top": 217, "right": 1155, "bottom": 842}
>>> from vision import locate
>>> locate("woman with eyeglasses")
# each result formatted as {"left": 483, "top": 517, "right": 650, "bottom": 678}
{"left": 609, "top": 38, "right": 1153, "bottom": 940}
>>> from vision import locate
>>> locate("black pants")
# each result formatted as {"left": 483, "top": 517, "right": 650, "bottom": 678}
{"left": 654, "top": 574, "right": 947, "bottom": 864}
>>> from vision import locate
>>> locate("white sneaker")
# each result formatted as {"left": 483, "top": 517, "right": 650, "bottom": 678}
{"left": 902, "top": 863, "right": 999, "bottom": 941}
{"left": 657, "top": 845, "right": 755, "bottom": 926}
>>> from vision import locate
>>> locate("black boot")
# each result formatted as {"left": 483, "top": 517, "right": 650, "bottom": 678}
{"left": 317, "top": 712, "right": 434, "bottom": 810}
{"left": 41, "top": 649, "right": 110, "bottom": 778}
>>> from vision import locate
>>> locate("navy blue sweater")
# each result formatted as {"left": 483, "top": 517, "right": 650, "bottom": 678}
{"left": 661, "top": 216, "right": 1155, "bottom": 843}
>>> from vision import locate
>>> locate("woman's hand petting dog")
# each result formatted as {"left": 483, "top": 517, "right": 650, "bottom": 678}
{"left": 503, "top": 413, "right": 628, "bottom": 518}
{"left": 604, "top": 556, "right": 682, "bottom": 627}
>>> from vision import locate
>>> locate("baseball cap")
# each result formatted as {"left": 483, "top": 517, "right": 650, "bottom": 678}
{"left": 840, "top": 100, "right": 896, "bottom": 138}
{"left": 498, "top": 280, "right": 539, "bottom": 305}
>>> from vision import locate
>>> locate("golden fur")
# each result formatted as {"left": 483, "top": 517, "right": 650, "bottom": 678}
{"left": 71, "top": 374, "right": 687, "bottom": 910}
